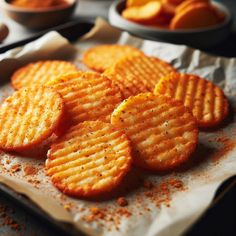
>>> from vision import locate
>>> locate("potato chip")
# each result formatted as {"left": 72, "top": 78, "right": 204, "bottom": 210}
{"left": 47, "top": 72, "right": 123, "bottom": 124}
{"left": 82, "top": 44, "right": 143, "bottom": 72}
{"left": 111, "top": 93, "right": 198, "bottom": 171}
{"left": 122, "top": 1, "right": 162, "bottom": 24}
{"left": 104, "top": 54, "right": 176, "bottom": 98}
{"left": 170, "top": 2, "right": 219, "bottom": 29}
{"left": 46, "top": 121, "right": 132, "bottom": 197}
{"left": 104, "top": 66, "right": 149, "bottom": 99}
{"left": 176, "top": 0, "right": 209, "bottom": 14}
{"left": 0, "top": 86, "right": 64, "bottom": 151}
{"left": 126, "top": 0, "right": 152, "bottom": 8}
{"left": 154, "top": 73, "right": 229, "bottom": 127}
{"left": 11, "top": 60, "right": 78, "bottom": 90}
{"left": 162, "top": 0, "right": 176, "bottom": 16}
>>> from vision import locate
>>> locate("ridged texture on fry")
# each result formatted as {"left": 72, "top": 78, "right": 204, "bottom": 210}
{"left": 104, "top": 54, "right": 176, "bottom": 99}
{"left": 0, "top": 86, "right": 64, "bottom": 151}
{"left": 11, "top": 60, "right": 78, "bottom": 90}
{"left": 46, "top": 121, "right": 132, "bottom": 197}
{"left": 83, "top": 44, "right": 143, "bottom": 72}
{"left": 111, "top": 93, "right": 198, "bottom": 171}
{"left": 47, "top": 72, "right": 123, "bottom": 124}
{"left": 154, "top": 73, "right": 229, "bottom": 127}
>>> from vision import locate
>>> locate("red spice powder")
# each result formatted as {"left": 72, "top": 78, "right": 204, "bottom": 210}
{"left": 116, "top": 197, "right": 128, "bottom": 207}
{"left": 169, "top": 178, "right": 184, "bottom": 189}
{"left": 23, "top": 165, "right": 38, "bottom": 176}
{"left": 27, "top": 179, "right": 41, "bottom": 188}
{"left": 81, "top": 177, "right": 185, "bottom": 229}
{"left": 63, "top": 203, "right": 73, "bottom": 212}
{"left": 212, "top": 136, "right": 236, "bottom": 162}
{"left": 117, "top": 208, "right": 132, "bottom": 217}
{"left": 10, "top": 164, "right": 21, "bottom": 173}
{"left": 144, "top": 178, "right": 186, "bottom": 208}
{"left": 83, "top": 207, "right": 106, "bottom": 223}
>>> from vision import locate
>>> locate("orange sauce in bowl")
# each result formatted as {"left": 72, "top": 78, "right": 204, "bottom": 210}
{"left": 10, "top": 0, "right": 69, "bottom": 9}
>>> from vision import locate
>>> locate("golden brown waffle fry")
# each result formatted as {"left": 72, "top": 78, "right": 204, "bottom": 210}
{"left": 122, "top": 1, "right": 162, "bottom": 24}
{"left": 46, "top": 121, "right": 132, "bottom": 197}
{"left": 154, "top": 73, "right": 229, "bottom": 128}
{"left": 104, "top": 67, "right": 149, "bottom": 99}
{"left": 111, "top": 93, "right": 198, "bottom": 171}
{"left": 104, "top": 54, "right": 176, "bottom": 99}
{"left": 83, "top": 44, "right": 143, "bottom": 72}
{"left": 11, "top": 60, "right": 78, "bottom": 90}
{"left": 0, "top": 86, "right": 64, "bottom": 151}
{"left": 47, "top": 72, "right": 123, "bottom": 124}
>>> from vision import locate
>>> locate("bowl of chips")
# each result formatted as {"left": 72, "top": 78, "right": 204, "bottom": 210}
{"left": 109, "top": 0, "right": 232, "bottom": 48}
{"left": 0, "top": 0, "right": 77, "bottom": 30}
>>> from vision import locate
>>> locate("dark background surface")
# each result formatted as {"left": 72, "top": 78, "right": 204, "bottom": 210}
{"left": 0, "top": 0, "right": 236, "bottom": 235}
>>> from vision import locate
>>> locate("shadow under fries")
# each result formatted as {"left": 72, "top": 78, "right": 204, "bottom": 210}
{"left": 77, "top": 142, "right": 217, "bottom": 202}
{"left": 176, "top": 142, "right": 216, "bottom": 173}
{"left": 79, "top": 167, "right": 145, "bottom": 202}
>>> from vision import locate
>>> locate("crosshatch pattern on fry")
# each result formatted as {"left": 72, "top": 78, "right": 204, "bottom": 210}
{"left": 46, "top": 121, "right": 132, "bottom": 197}
{"left": 83, "top": 44, "right": 143, "bottom": 72}
{"left": 154, "top": 73, "right": 229, "bottom": 127}
{"left": 111, "top": 93, "right": 198, "bottom": 171}
{"left": 47, "top": 71, "right": 123, "bottom": 124}
{"left": 11, "top": 60, "right": 78, "bottom": 90}
{"left": 104, "top": 54, "right": 176, "bottom": 98}
{"left": 0, "top": 86, "right": 64, "bottom": 151}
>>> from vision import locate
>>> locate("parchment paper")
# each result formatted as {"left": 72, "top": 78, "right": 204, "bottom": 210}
{"left": 0, "top": 18, "right": 236, "bottom": 236}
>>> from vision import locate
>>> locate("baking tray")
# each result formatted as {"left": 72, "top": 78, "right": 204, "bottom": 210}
{"left": 0, "top": 19, "right": 94, "bottom": 236}
{"left": 0, "top": 19, "right": 235, "bottom": 236}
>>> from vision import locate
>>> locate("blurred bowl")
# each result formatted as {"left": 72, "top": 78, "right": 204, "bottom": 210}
{"left": 109, "top": 0, "right": 233, "bottom": 48}
{"left": 0, "top": 0, "right": 77, "bottom": 30}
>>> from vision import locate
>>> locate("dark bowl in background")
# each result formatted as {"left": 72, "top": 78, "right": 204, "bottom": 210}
{"left": 0, "top": 0, "right": 78, "bottom": 30}
{"left": 109, "top": 0, "right": 233, "bottom": 48}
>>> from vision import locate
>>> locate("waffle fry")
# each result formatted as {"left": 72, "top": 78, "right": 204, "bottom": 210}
{"left": 47, "top": 72, "right": 123, "bottom": 124}
{"left": 154, "top": 73, "right": 229, "bottom": 127}
{"left": 11, "top": 60, "right": 78, "bottom": 90}
{"left": 111, "top": 93, "right": 198, "bottom": 171}
{"left": 104, "top": 54, "right": 176, "bottom": 98}
{"left": 104, "top": 67, "right": 149, "bottom": 99}
{"left": 0, "top": 86, "right": 64, "bottom": 151}
{"left": 122, "top": 1, "right": 162, "bottom": 24}
{"left": 46, "top": 121, "right": 132, "bottom": 197}
{"left": 83, "top": 44, "right": 143, "bottom": 72}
